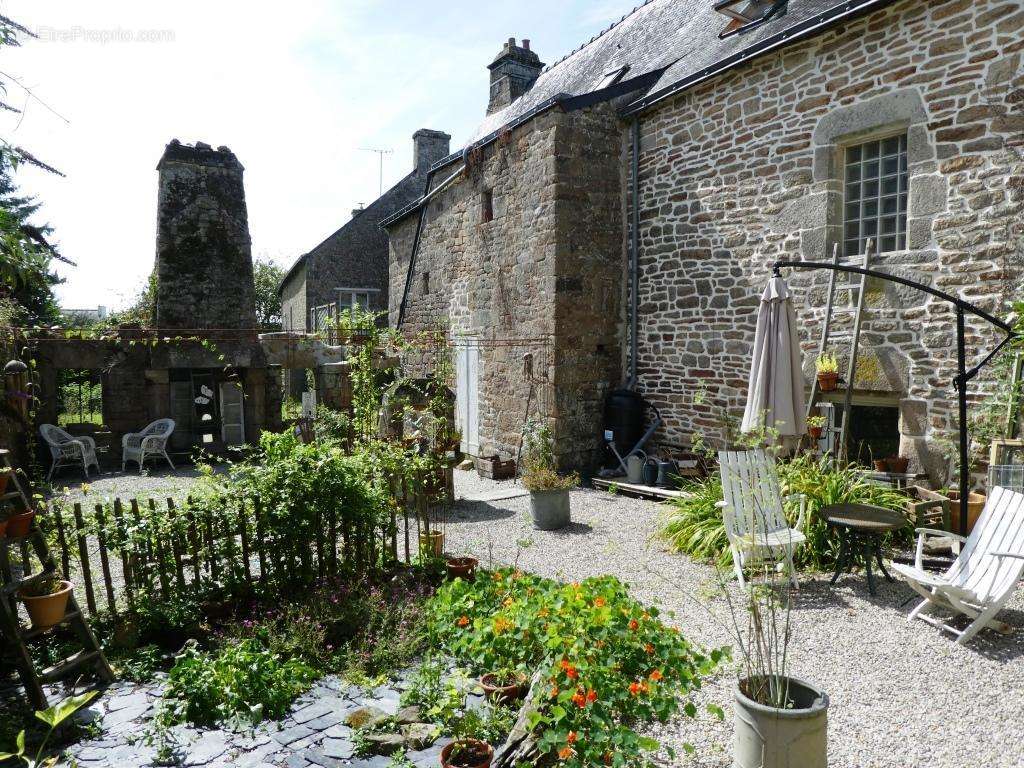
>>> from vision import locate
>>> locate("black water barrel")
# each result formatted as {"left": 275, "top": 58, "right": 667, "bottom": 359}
{"left": 604, "top": 389, "right": 645, "bottom": 455}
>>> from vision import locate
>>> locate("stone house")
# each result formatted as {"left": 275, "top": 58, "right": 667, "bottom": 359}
{"left": 385, "top": 0, "right": 1024, "bottom": 479}
{"left": 279, "top": 129, "right": 451, "bottom": 335}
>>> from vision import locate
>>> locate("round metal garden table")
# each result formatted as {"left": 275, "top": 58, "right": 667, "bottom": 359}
{"left": 822, "top": 503, "right": 907, "bottom": 596}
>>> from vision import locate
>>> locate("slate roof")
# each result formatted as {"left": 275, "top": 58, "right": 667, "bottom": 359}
{"left": 466, "top": 0, "right": 895, "bottom": 143}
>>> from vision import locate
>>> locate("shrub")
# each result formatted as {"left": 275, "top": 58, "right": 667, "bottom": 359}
{"left": 657, "top": 476, "right": 731, "bottom": 568}
{"left": 657, "top": 454, "right": 910, "bottom": 570}
{"left": 427, "top": 569, "right": 723, "bottom": 766}
{"left": 160, "top": 638, "right": 316, "bottom": 727}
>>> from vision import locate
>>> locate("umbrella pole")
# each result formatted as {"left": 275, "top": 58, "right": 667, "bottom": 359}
{"left": 956, "top": 308, "right": 970, "bottom": 538}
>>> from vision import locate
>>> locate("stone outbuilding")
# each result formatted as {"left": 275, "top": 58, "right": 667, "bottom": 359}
{"left": 385, "top": 0, "right": 1024, "bottom": 480}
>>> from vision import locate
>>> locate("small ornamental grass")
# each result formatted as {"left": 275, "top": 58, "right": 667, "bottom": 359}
{"left": 427, "top": 569, "right": 724, "bottom": 767}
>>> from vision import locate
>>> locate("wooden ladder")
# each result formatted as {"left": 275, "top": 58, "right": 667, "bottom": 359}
{"left": 0, "top": 449, "right": 112, "bottom": 709}
{"left": 805, "top": 239, "right": 874, "bottom": 461}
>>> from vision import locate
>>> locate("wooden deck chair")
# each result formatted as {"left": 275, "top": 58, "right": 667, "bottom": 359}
{"left": 717, "top": 450, "right": 807, "bottom": 588}
{"left": 892, "top": 485, "right": 1024, "bottom": 645}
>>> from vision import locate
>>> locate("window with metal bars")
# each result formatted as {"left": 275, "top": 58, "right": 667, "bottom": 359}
{"left": 843, "top": 134, "right": 908, "bottom": 257}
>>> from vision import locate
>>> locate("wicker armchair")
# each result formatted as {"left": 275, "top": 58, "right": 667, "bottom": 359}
{"left": 122, "top": 419, "right": 176, "bottom": 473}
{"left": 39, "top": 424, "right": 100, "bottom": 481}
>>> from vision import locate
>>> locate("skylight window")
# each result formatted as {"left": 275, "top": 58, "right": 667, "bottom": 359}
{"left": 597, "top": 65, "right": 629, "bottom": 90}
{"left": 714, "top": 0, "right": 778, "bottom": 23}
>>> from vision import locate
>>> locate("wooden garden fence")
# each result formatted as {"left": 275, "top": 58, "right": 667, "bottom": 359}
{"left": 2, "top": 471, "right": 446, "bottom": 618}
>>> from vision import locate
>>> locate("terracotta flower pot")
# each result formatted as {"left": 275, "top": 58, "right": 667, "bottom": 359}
{"left": 5, "top": 509, "right": 35, "bottom": 538}
{"left": 446, "top": 555, "right": 478, "bottom": 581}
{"left": 19, "top": 580, "right": 73, "bottom": 630}
{"left": 440, "top": 738, "right": 494, "bottom": 768}
{"left": 947, "top": 491, "right": 986, "bottom": 535}
{"left": 886, "top": 456, "right": 910, "bottom": 474}
{"left": 808, "top": 426, "right": 823, "bottom": 440}
{"left": 421, "top": 530, "right": 445, "bottom": 557}
{"left": 816, "top": 372, "right": 838, "bottom": 392}
{"left": 480, "top": 671, "right": 528, "bottom": 703}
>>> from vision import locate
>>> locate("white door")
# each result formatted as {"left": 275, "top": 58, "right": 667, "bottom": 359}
{"left": 455, "top": 341, "right": 480, "bottom": 456}
{"left": 220, "top": 382, "right": 246, "bottom": 445}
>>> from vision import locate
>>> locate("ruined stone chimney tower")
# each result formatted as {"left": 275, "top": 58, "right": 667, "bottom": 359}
{"left": 154, "top": 140, "right": 256, "bottom": 330}
{"left": 487, "top": 38, "right": 544, "bottom": 115}
{"left": 413, "top": 129, "right": 452, "bottom": 173}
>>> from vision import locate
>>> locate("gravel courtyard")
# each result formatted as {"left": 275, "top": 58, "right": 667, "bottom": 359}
{"left": 447, "top": 470, "right": 1024, "bottom": 768}
{"left": 40, "top": 466, "right": 1024, "bottom": 767}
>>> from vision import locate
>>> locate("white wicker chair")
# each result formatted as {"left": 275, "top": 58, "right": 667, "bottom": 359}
{"left": 122, "top": 419, "right": 176, "bottom": 473}
{"left": 39, "top": 423, "right": 100, "bottom": 481}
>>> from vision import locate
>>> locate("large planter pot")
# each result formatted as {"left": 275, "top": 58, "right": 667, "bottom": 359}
{"left": 479, "top": 671, "right": 528, "bottom": 703}
{"left": 529, "top": 489, "right": 570, "bottom": 531}
{"left": 734, "top": 676, "right": 829, "bottom": 768}
{"left": 19, "top": 580, "right": 73, "bottom": 630}
{"left": 440, "top": 739, "right": 493, "bottom": 768}
{"left": 5, "top": 509, "right": 35, "bottom": 538}
{"left": 446, "top": 555, "right": 478, "bottom": 581}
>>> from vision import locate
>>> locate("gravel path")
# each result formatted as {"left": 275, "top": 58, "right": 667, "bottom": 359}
{"left": 446, "top": 470, "right": 1024, "bottom": 768}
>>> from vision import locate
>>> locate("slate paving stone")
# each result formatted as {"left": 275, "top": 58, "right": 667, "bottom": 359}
{"left": 320, "top": 735, "right": 355, "bottom": 760}
{"left": 291, "top": 702, "right": 336, "bottom": 725}
{"left": 271, "top": 724, "right": 317, "bottom": 746}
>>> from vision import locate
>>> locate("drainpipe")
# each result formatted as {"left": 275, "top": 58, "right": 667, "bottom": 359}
{"left": 627, "top": 116, "right": 640, "bottom": 389}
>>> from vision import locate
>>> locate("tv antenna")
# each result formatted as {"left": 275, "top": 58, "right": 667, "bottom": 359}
{"left": 360, "top": 147, "right": 393, "bottom": 197}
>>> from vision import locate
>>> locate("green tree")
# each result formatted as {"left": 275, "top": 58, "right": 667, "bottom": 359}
{"left": 0, "top": 16, "right": 68, "bottom": 326}
{"left": 254, "top": 256, "right": 284, "bottom": 330}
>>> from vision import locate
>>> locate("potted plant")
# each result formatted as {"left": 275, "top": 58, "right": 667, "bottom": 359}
{"left": 445, "top": 555, "right": 479, "bottom": 581}
{"left": 479, "top": 667, "right": 528, "bottom": 703}
{"left": 5, "top": 505, "right": 36, "bottom": 538}
{"left": 806, "top": 416, "right": 825, "bottom": 441}
{"left": 726, "top": 525, "right": 828, "bottom": 767}
{"left": 19, "top": 576, "right": 73, "bottom": 630}
{"left": 886, "top": 455, "right": 910, "bottom": 474}
{"left": 440, "top": 739, "right": 493, "bottom": 768}
{"left": 521, "top": 422, "right": 579, "bottom": 531}
{"left": 815, "top": 353, "right": 839, "bottom": 392}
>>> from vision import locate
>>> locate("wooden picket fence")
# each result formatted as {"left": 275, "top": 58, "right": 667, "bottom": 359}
{"left": 7, "top": 469, "right": 452, "bottom": 618}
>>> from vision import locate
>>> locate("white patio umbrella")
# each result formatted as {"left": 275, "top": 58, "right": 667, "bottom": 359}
{"left": 741, "top": 275, "right": 806, "bottom": 441}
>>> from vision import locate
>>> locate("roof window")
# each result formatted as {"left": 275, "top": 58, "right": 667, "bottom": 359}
{"left": 714, "top": 0, "right": 787, "bottom": 37}
{"left": 597, "top": 65, "right": 630, "bottom": 90}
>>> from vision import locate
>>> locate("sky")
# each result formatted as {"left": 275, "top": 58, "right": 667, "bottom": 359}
{"left": 1, "top": 0, "right": 630, "bottom": 311}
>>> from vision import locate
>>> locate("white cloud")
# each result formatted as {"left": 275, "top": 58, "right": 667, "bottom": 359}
{"left": 1, "top": 0, "right": 631, "bottom": 310}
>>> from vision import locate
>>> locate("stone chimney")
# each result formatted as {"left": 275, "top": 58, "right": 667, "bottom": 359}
{"left": 487, "top": 38, "right": 544, "bottom": 115}
{"left": 154, "top": 140, "right": 256, "bottom": 330}
{"left": 413, "top": 129, "right": 452, "bottom": 173}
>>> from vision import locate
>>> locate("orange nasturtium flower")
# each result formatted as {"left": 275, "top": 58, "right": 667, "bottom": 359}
{"left": 457, "top": 615, "right": 470, "bottom": 628}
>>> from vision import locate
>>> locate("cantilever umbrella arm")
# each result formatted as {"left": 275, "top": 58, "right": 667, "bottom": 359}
{"left": 772, "top": 259, "right": 1020, "bottom": 537}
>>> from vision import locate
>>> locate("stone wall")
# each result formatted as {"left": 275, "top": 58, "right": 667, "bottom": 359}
{"left": 155, "top": 141, "right": 256, "bottom": 330}
{"left": 634, "top": 0, "right": 1024, "bottom": 480}
{"left": 389, "top": 104, "right": 625, "bottom": 467}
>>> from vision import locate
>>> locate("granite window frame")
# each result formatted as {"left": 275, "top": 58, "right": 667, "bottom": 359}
{"left": 808, "top": 88, "right": 941, "bottom": 260}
